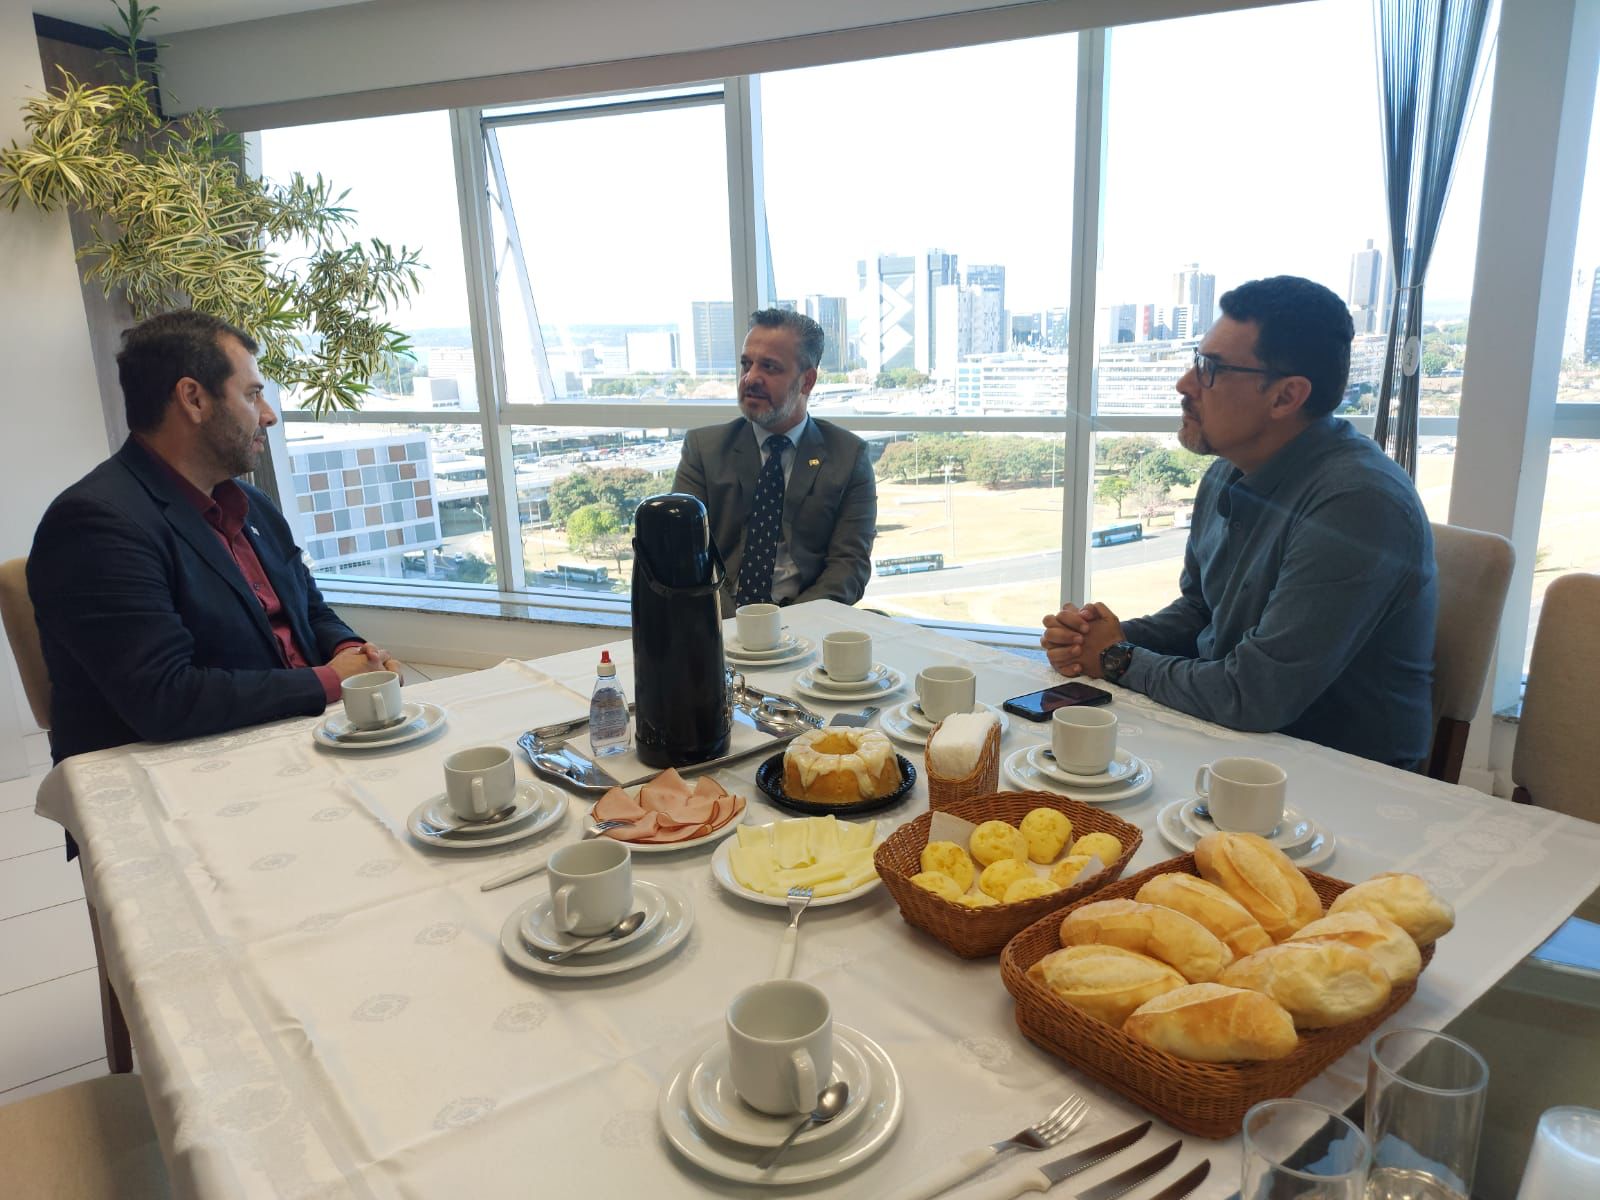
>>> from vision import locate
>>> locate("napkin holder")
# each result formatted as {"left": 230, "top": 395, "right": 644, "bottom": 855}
{"left": 924, "top": 718, "right": 1001, "bottom": 811}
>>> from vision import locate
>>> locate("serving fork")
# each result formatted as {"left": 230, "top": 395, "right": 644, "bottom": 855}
{"left": 771, "top": 885, "right": 813, "bottom": 978}
{"left": 880, "top": 1094, "right": 1091, "bottom": 1200}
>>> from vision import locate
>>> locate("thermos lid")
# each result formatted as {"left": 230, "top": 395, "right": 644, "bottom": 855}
{"left": 633, "top": 493, "right": 714, "bottom": 590}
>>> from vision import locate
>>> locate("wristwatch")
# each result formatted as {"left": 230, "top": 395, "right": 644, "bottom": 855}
{"left": 1100, "top": 641, "right": 1135, "bottom": 684}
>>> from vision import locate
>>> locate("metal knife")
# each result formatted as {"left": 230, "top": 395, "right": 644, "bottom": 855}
{"left": 1141, "top": 1160, "right": 1210, "bottom": 1200}
{"left": 884, "top": 1121, "right": 1151, "bottom": 1200}
{"left": 956, "top": 1139, "right": 1181, "bottom": 1200}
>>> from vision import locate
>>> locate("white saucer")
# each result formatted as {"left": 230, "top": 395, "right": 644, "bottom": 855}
{"left": 686, "top": 1035, "right": 873, "bottom": 1148}
{"left": 322, "top": 702, "right": 422, "bottom": 741}
{"left": 417, "top": 785, "right": 547, "bottom": 836}
{"left": 708, "top": 823, "right": 889, "bottom": 907}
{"left": 406, "top": 781, "right": 566, "bottom": 849}
{"left": 519, "top": 878, "right": 668, "bottom": 955}
{"left": 792, "top": 665, "right": 905, "bottom": 703}
{"left": 598, "top": 804, "right": 748, "bottom": 854}
{"left": 1001, "top": 745, "right": 1153, "bottom": 804}
{"left": 315, "top": 701, "right": 446, "bottom": 751}
{"left": 727, "top": 644, "right": 815, "bottom": 670}
{"left": 1179, "top": 799, "right": 1317, "bottom": 852}
{"left": 659, "top": 1023, "right": 903, "bottom": 1185}
{"left": 1154, "top": 798, "right": 1337, "bottom": 868}
{"left": 500, "top": 881, "right": 692, "bottom": 979}
{"left": 726, "top": 632, "right": 811, "bottom": 662}
{"left": 1025, "top": 745, "right": 1139, "bottom": 787}
{"left": 878, "top": 700, "right": 1009, "bottom": 749}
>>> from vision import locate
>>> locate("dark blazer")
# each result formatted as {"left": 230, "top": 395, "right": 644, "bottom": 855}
{"left": 29, "top": 438, "right": 361, "bottom": 762}
{"left": 673, "top": 416, "right": 877, "bottom": 611}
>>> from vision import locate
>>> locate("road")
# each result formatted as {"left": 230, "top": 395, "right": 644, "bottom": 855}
{"left": 868, "top": 528, "right": 1189, "bottom": 596}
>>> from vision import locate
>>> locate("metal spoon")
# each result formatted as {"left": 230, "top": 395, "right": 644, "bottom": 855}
{"left": 542, "top": 910, "right": 647, "bottom": 963}
{"left": 756, "top": 1081, "right": 850, "bottom": 1171}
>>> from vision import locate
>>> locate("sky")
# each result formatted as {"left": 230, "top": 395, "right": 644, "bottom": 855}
{"left": 254, "top": 0, "right": 1541, "bottom": 338}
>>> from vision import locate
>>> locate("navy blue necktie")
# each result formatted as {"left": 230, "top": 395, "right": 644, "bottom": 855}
{"left": 735, "top": 434, "right": 791, "bottom": 607}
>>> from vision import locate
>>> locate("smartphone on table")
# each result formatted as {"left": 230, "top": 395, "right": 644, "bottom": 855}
{"left": 1002, "top": 682, "right": 1113, "bottom": 722}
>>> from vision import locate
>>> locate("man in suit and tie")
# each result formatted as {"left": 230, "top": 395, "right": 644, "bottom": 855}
{"left": 30, "top": 309, "right": 401, "bottom": 762}
{"left": 673, "top": 309, "right": 878, "bottom": 612}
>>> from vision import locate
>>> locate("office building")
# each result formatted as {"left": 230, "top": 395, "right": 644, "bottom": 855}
{"left": 1348, "top": 239, "right": 1394, "bottom": 336}
{"left": 687, "top": 300, "right": 736, "bottom": 375}
{"left": 804, "top": 295, "right": 849, "bottom": 371}
{"left": 1585, "top": 270, "right": 1600, "bottom": 364}
{"left": 858, "top": 249, "right": 960, "bottom": 375}
{"left": 1173, "top": 264, "right": 1216, "bottom": 336}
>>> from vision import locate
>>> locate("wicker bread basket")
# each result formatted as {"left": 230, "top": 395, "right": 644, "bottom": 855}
{"left": 924, "top": 717, "right": 1002, "bottom": 811}
{"left": 998, "top": 852, "right": 1436, "bottom": 1138}
{"left": 874, "top": 791, "right": 1142, "bottom": 958}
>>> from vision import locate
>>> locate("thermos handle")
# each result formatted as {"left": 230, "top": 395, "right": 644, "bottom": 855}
{"left": 631, "top": 537, "right": 727, "bottom": 599}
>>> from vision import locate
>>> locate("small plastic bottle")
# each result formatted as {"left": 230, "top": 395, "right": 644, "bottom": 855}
{"left": 589, "top": 650, "right": 631, "bottom": 757}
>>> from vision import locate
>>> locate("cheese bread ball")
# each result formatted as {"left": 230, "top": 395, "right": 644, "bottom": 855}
{"left": 919, "top": 841, "right": 975, "bottom": 891}
{"left": 971, "top": 820, "right": 1029, "bottom": 867}
{"left": 1050, "top": 854, "right": 1095, "bottom": 888}
{"left": 1004, "top": 877, "right": 1063, "bottom": 904}
{"left": 1020, "top": 808, "right": 1074, "bottom": 863}
{"left": 909, "top": 871, "right": 963, "bottom": 902}
{"left": 958, "top": 891, "right": 1000, "bottom": 908}
{"left": 1070, "top": 831, "right": 1122, "bottom": 865}
{"left": 979, "top": 859, "right": 1034, "bottom": 901}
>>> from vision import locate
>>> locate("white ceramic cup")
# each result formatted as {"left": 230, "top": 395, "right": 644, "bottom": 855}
{"left": 1195, "top": 756, "right": 1287, "bottom": 835}
{"left": 547, "top": 839, "right": 633, "bottom": 936}
{"left": 735, "top": 602, "right": 783, "bottom": 651}
{"left": 340, "top": 670, "right": 401, "bottom": 731}
{"left": 443, "top": 745, "right": 517, "bottom": 822}
{"left": 1518, "top": 1107, "right": 1600, "bottom": 1198}
{"left": 1051, "top": 706, "right": 1119, "bottom": 774}
{"left": 916, "top": 665, "right": 977, "bottom": 723}
{"left": 821, "top": 631, "right": 873, "bottom": 683}
{"left": 725, "top": 979, "right": 834, "bottom": 1116}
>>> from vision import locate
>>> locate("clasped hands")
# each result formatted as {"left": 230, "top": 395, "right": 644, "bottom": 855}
{"left": 329, "top": 642, "right": 403, "bottom": 682}
{"left": 1040, "top": 601, "right": 1125, "bottom": 678}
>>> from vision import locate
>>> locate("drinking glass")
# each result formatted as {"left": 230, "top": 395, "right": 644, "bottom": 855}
{"left": 1517, "top": 1106, "right": 1600, "bottom": 1198}
{"left": 1242, "top": 1099, "right": 1371, "bottom": 1200}
{"left": 1365, "top": 1028, "right": 1489, "bottom": 1200}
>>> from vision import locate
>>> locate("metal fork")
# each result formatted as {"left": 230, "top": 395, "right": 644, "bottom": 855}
{"left": 477, "top": 819, "right": 629, "bottom": 892}
{"left": 880, "top": 1095, "right": 1090, "bottom": 1200}
{"left": 771, "top": 885, "right": 813, "bottom": 978}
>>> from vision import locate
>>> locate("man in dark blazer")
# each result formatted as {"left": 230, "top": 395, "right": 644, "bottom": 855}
{"left": 30, "top": 310, "right": 400, "bottom": 763}
{"left": 673, "top": 309, "right": 877, "bottom": 612}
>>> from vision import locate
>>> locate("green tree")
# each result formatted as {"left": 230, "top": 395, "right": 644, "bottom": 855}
{"left": 1098, "top": 435, "right": 1160, "bottom": 472}
{"left": 1420, "top": 351, "right": 1450, "bottom": 376}
{"left": 370, "top": 350, "right": 418, "bottom": 395}
{"left": 1096, "top": 475, "right": 1132, "bottom": 517}
{"left": 566, "top": 503, "right": 619, "bottom": 557}
{"left": 548, "top": 466, "right": 655, "bottom": 525}
{"left": 875, "top": 366, "right": 929, "bottom": 390}
{"left": 454, "top": 553, "right": 495, "bottom": 585}
{"left": 1130, "top": 448, "right": 1194, "bottom": 494}
{"left": 966, "top": 436, "right": 1055, "bottom": 487}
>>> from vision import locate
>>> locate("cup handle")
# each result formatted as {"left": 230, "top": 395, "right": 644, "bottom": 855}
{"left": 1194, "top": 765, "right": 1211, "bottom": 800}
{"left": 787, "top": 1048, "right": 818, "bottom": 1115}
{"left": 552, "top": 884, "right": 579, "bottom": 932}
{"left": 470, "top": 778, "right": 491, "bottom": 818}
{"left": 372, "top": 694, "right": 388, "bottom": 725}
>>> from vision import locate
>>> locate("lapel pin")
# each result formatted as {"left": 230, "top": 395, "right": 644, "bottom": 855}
{"left": 808, "top": 457, "right": 821, "bottom": 467}
{"left": 250, "top": 525, "right": 261, "bottom": 536}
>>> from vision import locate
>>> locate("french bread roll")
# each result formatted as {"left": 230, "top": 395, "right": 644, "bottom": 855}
{"left": 1026, "top": 944, "right": 1186, "bottom": 1026}
{"left": 1058, "top": 898, "right": 1233, "bottom": 983}
{"left": 1219, "top": 941, "right": 1391, "bottom": 1029}
{"left": 1328, "top": 872, "right": 1455, "bottom": 946}
{"left": 1287, "top": 912, "right": 1421, "bottom": 984}
{"left": 1135, "top": 872, "right": 1273, "bottom": 959}
{"left": 1194, "top": 832, "right": 1323, "bottom": 941}
{"left": 1123, "top": 982, "right": 1299, "bottom": 1062}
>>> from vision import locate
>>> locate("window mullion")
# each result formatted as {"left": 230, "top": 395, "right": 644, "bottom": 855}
{"left": 725, "top": 76, "right": 763, "bottom": 332}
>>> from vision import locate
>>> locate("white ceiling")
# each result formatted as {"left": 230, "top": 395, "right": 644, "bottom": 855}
{"left": 34, "top": 1, "right": 372, "bottom": 35}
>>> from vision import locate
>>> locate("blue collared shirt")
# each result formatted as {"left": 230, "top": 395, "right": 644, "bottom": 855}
{"left": 1119, "top": 417, "right": 1437, "bottom": 768}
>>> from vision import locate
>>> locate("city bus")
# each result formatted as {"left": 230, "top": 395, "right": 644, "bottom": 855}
{"left": 554, "top": 563, "right": 609, "bottom": 584}
{"left": 1090, "top": 522, "right": 1143, "bottom": 548}
{"left": 874, "top": 552, "right": 946, "bottom": 576}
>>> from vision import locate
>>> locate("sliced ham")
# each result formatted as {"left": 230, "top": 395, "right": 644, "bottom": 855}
{"left": 595, "top": 770, "right": 746, "bottom": 844}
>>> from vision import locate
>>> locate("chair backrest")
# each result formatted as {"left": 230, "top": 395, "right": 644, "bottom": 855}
{"left": 1426, "top": 522, "right": 1514, "bottom": 783}
{"left": 1514, "top": 572, "right": 1600, "bottom": 822}
{"left": 0, "top": 557, "right": 51, "bottom": 730}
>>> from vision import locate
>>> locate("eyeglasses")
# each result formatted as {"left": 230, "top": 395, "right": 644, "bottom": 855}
{"left": 1192, "top": 348, "right": 1280, "bottom": 389}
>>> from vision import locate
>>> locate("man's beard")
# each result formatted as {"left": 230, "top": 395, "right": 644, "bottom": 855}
{"left": 741, "top": 379, "right": 805, "bottom": 431}
{"left": 1178, "top": 410, "right": 1212, "bottom": 457}
{"left": 202, "top": 412, "right": 261, "bottom": 478}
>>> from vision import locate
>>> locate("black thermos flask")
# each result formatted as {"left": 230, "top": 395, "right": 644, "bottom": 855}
{"left": 630, "top": 493, "right": 731, "bottom": 767}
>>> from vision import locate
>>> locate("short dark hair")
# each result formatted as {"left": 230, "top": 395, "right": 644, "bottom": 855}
{"left": 117, "top": 310, "right": 259, "bottom": 432}
{"left": 748, "top": 308, "right": 825, "bottom": 374}
{"left": 1217, "top": 276, "right": 1354, "bottom": 418}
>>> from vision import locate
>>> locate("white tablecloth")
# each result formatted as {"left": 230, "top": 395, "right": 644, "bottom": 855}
{"left": 35, "top": 602, "right": 1600, "bottom": 1199}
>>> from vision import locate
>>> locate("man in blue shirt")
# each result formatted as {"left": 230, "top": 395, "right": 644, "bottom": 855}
{"left": 1042, "top": 276, "right": 1436, "bottom": 768}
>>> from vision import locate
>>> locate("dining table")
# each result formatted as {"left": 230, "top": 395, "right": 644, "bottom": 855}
{"left": 33, "top": 600, "right": 1600, "bottom": 1199}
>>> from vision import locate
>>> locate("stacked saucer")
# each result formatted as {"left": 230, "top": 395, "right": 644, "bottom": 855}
{"left": 726, "top": 630, "right": 813, "bottom": 669}
{"left": 1001, "top": 743, "right": 1154, "bottom": 804}
{"left": 877, "top": 699, "right": 1009, "bottom": 748}
{"left": 791, "top": 663, "right": 905, "bottom": 704}
{"left": 314, "top": 701, "right": 447, "bottom": 751}
{"left": 1154, "top": 798, "right": 1337, "bottom": 867}
{"left": 500, "top": 879, "right": 693, "bottom": 978}
{"left": 406, "top": 781, "right": 567, "bottom": 849}
{"left": 658, "top": 1024, "right": 903, "bottom": 1185}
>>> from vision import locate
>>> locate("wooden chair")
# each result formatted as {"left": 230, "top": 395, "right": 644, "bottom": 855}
{"left": 1513, "top": 572, "right": 1600, "bottom": 820}
{"left": 1425, "top": 523, "right": 1514, "bottom": 784}
{"left": 0, "top": 556, "right": 133, "bottom": 1074}
{"left": 0, "top": 1074, "right": 169, "bottom": 1198}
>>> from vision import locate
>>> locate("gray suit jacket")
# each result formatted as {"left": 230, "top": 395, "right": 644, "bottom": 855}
{"left": 673, "top": 416, "right": 877, "bottom": 610}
